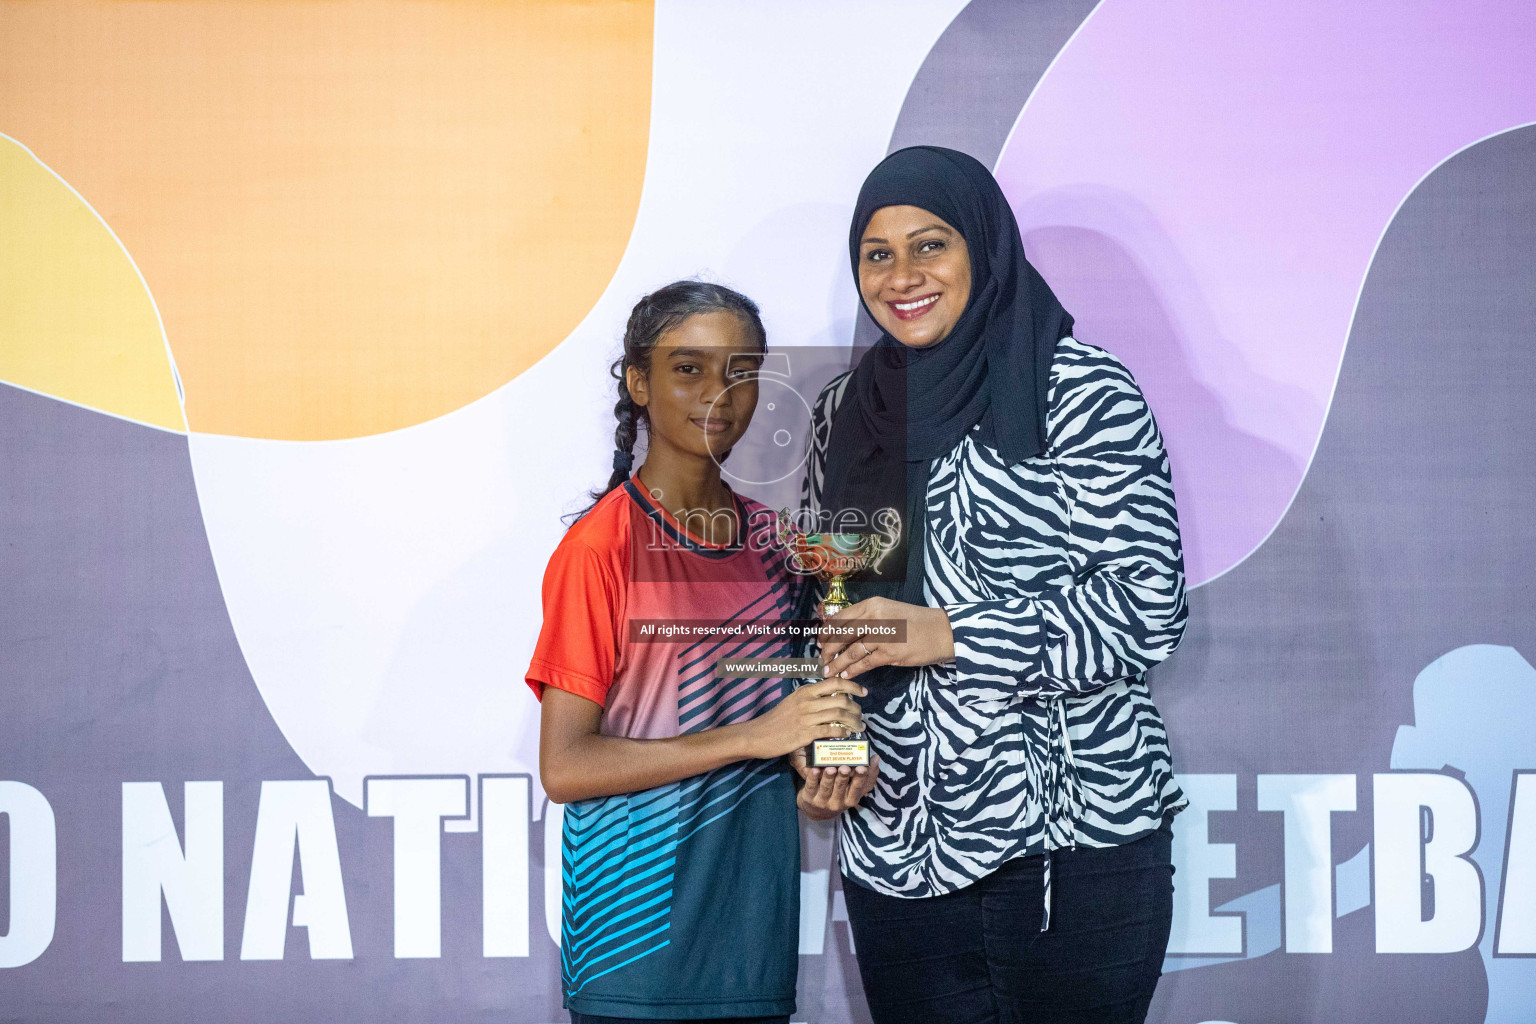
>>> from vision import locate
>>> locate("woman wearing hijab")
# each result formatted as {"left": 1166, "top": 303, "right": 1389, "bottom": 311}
{"left": 799, "top": 146, "right": 1188, "bottom": 1024}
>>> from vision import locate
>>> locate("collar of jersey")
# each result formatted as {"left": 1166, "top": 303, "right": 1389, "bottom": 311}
{"left": 623, "top": 475, "right": 748, "bottom": 560}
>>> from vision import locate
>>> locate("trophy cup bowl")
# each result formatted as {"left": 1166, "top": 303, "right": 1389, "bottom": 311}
{"left": 773, "top": 510, "right": 895, "bottom": 768}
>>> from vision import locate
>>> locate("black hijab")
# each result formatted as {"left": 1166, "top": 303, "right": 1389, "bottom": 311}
{"left": 822, "top": 146, "right": 1075, "bottom": 607}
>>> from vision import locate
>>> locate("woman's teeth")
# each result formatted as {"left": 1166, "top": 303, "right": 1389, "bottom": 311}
{"left": 890, "top": 294, "right": 939, "bottom": 320}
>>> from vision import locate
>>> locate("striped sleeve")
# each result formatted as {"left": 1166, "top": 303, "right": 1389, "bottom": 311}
{"left": 791, "top": 371, "right": 852, "bottom": 638}
{"left": 943, "top": 349, "right": 1188, "bottom": 695}
{"left": 800, "top": 370, "right": 852, "bottom": 517}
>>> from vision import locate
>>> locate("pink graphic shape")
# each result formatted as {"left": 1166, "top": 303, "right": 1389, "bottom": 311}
{"left": 994, "top": 0, "right": 1536, "bottom": 585}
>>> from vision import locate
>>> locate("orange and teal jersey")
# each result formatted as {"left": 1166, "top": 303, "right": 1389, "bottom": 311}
{"left": 526, "top": 473, "right": 803, "bottom": 1019}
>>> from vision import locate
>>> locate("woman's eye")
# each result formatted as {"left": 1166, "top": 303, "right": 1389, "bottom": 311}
{"left": 919, "top": 239, "right": 945, "bottom": 254}
{"left": 866, "top": 249, "right": 891, "bottom": 263}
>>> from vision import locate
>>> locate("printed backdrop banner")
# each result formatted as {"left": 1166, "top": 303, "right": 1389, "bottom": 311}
{"left": 2, "top": 2, "right": 1534, "bottom": 1022}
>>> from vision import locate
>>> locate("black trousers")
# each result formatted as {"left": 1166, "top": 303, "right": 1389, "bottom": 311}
{"left": 842, "top": 821, "right": 1175, "bottom": 1024}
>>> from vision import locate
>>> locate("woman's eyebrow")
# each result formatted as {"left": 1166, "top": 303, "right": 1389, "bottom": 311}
{"left": 861, "top": 224, "right": 953, "bottom": 245}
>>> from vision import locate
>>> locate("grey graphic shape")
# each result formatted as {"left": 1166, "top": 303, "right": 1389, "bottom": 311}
{"left": 1149, "top": 125, "right": 1536, "bottom": 1024}
{"left": 0, "top": 384, "right": 561, "bottom": 1022}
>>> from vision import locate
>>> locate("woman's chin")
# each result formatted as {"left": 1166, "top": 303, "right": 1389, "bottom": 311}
{"left": 874, "top": 315, "right": 953, "bottom": 349}
{"left": 889, "top": 328, "right": 947, "bottom": 349}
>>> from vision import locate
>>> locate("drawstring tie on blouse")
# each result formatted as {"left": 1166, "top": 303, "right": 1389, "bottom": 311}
{"left": 1040, "top": 696, "right": 1082, "bottom": 931}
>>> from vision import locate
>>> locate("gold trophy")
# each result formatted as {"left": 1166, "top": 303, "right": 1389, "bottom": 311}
{"left": 773, "top": 510, "right": 896, "bottom": 767}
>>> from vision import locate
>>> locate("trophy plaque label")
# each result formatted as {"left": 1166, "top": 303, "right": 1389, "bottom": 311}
{"left": 810, "top": 738, "right": 870, "bottom": 767}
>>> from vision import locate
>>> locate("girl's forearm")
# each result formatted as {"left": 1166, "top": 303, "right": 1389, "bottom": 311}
{"left": 542, "top": 722, "right": 759, "bottom": 803}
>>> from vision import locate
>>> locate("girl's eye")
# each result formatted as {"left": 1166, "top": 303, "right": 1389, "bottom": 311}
{"left": 675, "top": 363, "right": 699, "bottom": 374}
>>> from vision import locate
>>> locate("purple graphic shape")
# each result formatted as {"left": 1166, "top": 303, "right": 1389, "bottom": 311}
{"left": 993, "top": 0, "right": 1536, "bottom": 585}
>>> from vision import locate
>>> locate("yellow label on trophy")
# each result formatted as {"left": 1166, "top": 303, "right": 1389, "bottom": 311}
{"left": 811, "top": 738, "right": 870, "bottom": 767}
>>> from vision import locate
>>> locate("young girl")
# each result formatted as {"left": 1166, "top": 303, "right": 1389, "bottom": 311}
{"left": 525, "top": 281, "right": 873, "bottom": 1024}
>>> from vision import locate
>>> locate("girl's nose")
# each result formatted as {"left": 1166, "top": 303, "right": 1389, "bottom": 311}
{"left": 698, "top": 375, "right": 728, "bottom": 406}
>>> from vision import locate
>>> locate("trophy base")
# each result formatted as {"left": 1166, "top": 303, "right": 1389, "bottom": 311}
{"left": 809, "top": 738, "right": 870, "bottom": 767}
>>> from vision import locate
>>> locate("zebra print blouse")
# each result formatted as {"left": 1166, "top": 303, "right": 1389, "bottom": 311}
{"left": 801, "top": 336, "right": 1189, "bottom": 899}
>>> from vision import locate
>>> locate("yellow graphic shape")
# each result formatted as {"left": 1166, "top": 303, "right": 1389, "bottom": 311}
{"left": 0, "top": 0, "right": 652, "bottom": 440}
{"left": 0, "top": 137, "right": 182, "bottom": 431}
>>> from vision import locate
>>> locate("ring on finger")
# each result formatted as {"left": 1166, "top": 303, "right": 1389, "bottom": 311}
{"left": 859, "top": 640, "right": 873, "bottom": 657}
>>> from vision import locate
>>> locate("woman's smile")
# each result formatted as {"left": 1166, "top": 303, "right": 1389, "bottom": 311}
{"left": 886, "top": 293, "right": 940, "bottom": 320}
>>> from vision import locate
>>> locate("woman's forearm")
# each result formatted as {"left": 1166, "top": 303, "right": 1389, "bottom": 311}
{"left": 541, "top": 722, "right": 758, "bottom": 804}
